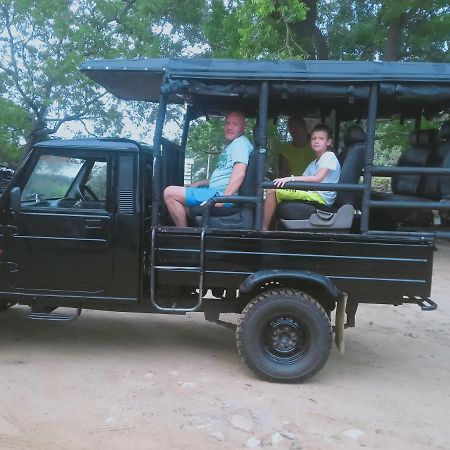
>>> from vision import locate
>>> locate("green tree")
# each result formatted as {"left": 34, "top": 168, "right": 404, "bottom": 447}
{"left": 321, "top": 0, "right": 450, "bottom": 62}
{"left": 0, "top": 0, "right": 205, "bottom": 159}
{"left": 203, "top": 0, "right": 310, "bottom": 59}
{"left": 0, "top": 97, "right": 30, "bottom": 165}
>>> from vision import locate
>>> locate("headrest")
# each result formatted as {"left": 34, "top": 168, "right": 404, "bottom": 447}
{"left": 343, "top": 125, "right": 366, "bottom": 146}
{"left": 440, "top": 121, "right": 450, "bottom": 140}
{"left": 409, "top": 129, "right": 437, "bottom": 146}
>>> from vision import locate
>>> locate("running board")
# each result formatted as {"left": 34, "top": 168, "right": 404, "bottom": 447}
{"left": 415, "top": 298, "right": 437, "bottom": 311}
{"left": 28, "top": 307, "right": 82, "bottom": 321}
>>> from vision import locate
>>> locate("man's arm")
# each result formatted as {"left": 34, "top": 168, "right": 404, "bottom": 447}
{"left": 212, "top": 162, "right": 247, "bottom": 207}
{"left": 223, "top": 162, "right": 247, "bottom": 196}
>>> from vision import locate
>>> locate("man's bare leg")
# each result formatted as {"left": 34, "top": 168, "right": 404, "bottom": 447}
{"left": 164, "top": 186, "right": 189, "bottom": 227}
{"left": 262, "top": 189, "right": 277, "bottom": 231}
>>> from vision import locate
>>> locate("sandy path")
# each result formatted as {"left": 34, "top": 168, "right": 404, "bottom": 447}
{"left": 1, "top": 244, "right": 449, "bottom": 449}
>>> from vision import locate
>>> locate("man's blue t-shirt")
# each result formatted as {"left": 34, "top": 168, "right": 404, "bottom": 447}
{"left": 209, "top": 135, "right": 253, "bottom": 193}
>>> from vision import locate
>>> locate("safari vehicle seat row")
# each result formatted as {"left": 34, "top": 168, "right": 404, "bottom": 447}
{"left": 372, "top": 123, "right": 450, "bottom": 225}
{"left": 422, "top": 121, "right": 450, "bottom": 200}
{"left": 277, "top": 125, "right": 366, "bottom": 231}
{"left": 189, "top": 149, "right": 258, "bottom": 229}
{"left": 392, "top": 129, "right": 438, "bottom": 200}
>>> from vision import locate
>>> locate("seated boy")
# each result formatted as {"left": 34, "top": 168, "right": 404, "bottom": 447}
{"left": 262, "top": 123, "right": 341, "bottom": 231}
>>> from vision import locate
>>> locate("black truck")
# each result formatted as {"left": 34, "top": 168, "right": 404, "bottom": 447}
{"left": 1, "top": 58, "right": 448, "bottom": 383}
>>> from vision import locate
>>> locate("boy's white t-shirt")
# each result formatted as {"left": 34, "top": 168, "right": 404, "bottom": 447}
{"left": 303, "top": 151, "right": 341, "bottom": 205}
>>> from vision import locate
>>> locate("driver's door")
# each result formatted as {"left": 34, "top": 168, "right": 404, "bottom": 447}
{"left": 3, "top": 151, "right": 114, "bottom": 293}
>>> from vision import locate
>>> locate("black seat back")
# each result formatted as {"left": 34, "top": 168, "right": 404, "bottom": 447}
{"left": 421, "top": 125, "right": 447, "bottom": 199}
{"left": 336, "top": 125, "right": 366, "bottom": 207}
{"left": 392, "top": 130, "right": 436, "bottom": 196}
{"left": 238, "top": 149, "right": 258, "bottom": 197}
{"left": 338, "top": 124, "right": 366, "bottom": 165}
{"left": 435, "top": 121, "right": 450, "bottom": 199}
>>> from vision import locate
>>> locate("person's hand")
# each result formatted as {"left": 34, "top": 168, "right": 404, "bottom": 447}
{"left": 273, "top": 177, "right": 292, "bottom": 188}
{"left": 214, "top": 202, "right": 224, "bottom": 207}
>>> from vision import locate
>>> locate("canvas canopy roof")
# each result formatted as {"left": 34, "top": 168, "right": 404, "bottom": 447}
{"left": 80, "top": 58, "right": 450, "bottom": 119}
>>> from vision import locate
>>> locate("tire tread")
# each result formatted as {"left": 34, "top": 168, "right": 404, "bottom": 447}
{"left": 236, "top": 288, "right": 332, "bottom": 383}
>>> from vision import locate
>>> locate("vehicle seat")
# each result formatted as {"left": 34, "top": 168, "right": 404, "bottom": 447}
{"left": 189, "top": 150, "right": 258, "bottom": 229}
{"left": 391, "top": 129, "right": 436, "bottom": 199}
{"left": 370, "top": 129, "right": 438, "bottom": 228}
{"left": 277, "top": 125, "right": 366, "bottom": 231}
{"left": 426, "top": 121, "right": 450, "bottom": 199}
{"left": 338, "top": 124, "right": 366, "bottom": 165}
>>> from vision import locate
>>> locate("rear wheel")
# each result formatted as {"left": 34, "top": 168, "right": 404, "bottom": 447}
{"left": 236, "top": 289, "right": 332, "bottom": 383}
{"left": 0, "top": 301, "right": 17, "bottom": 312}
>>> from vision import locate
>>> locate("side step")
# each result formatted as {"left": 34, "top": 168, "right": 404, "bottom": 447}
{"left": 415, "top": 298, "right": 437, "bottom": 311}
{"left": 28, "top": 306, "right": 82, "bottom": 321}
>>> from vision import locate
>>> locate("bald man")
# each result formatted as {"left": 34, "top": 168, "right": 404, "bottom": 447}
{"left": 164, "top": 111, "right": 252, "bottom": 227}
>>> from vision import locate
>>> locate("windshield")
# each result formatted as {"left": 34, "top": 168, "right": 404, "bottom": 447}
{"left": 21, "top": 155, "right": 85, "bottom": 201}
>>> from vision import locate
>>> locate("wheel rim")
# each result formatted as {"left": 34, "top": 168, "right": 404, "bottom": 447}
{"left": 262, "top": 316, "right": 310, "bottom": 364}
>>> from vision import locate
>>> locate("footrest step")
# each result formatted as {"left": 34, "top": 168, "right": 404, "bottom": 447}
{"left": 154, "top": 266, "right": 201, "bottom": 272}
{"left": 28, "top": 307, "right": 82, "bottom": 321}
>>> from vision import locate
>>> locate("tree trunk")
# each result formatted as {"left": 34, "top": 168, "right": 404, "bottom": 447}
{"left": 382, "top": 13, "right": 405, "bottom": 61}
{"left": 290, "top": 0, "right": 329, "bottom": 60}
{"left": 22, "top": 117, "right": 47, "bottom": 160}
{"left": 312, "top": 25, "right": 329, "bottom": 60}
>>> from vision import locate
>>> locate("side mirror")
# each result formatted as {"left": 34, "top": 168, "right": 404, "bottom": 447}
{"left": 10, "top": 187, "right": 21, "bottom": 213}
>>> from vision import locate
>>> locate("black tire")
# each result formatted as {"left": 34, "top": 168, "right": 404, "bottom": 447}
{"left": 0, "top": 301, "right": 17, "bottom": 312}
{"left": 236, "top": 289, "right": 332, "bottom": 383}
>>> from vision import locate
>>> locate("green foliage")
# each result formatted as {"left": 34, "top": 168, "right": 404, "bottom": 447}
{"left": 1, "top": 0, "right": 449, "bottom": 170}
{"left": 320, "top": 0, "right": 450, "bottom": 62}
{"left": 0, "top": 97, "right": 30, "bottom": 164}
{"left": 186, "top": 118, "right": 224, "bottom": 180}
{"left": 0, "top": 0, "right": 205, "bottom": 160}
{"left": 203, "top": 0, "right": 308, "bottom": 59}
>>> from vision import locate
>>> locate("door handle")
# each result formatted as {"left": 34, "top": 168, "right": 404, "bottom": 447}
{"left": 85, "top": 219, "right": 103, "bottom": 230}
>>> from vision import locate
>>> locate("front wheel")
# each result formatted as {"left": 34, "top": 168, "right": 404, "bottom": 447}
{"left": 236, "top": 289, "right": 332, "bottom": 383}
{"left": 0, "top": 301, "right": 17, "bottom": 312}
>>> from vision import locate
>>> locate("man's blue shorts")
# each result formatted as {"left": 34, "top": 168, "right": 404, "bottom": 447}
{"left": 185, "top": 187, "right": 221, "bottom": 208}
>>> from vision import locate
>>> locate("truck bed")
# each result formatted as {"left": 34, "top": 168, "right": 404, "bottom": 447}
{"left": 154, "top": 227, "right": 433, "bottom": 304}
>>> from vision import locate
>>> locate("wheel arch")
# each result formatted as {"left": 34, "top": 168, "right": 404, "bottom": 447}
{"left": 239, "top": 270, "right": 342, "bottom": 312}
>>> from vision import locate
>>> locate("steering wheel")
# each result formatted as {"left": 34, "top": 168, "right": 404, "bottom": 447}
{"left": 57, "top": 197, "right": 78, "bottom": 208}
{"left": 80, "top": 184, "right": 99, "bottom": 202}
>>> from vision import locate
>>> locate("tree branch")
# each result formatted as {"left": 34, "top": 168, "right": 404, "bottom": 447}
{"left": 41, "top": 92, "right": 108, "bottom": 135}
{"left": 1, "top": 4, "right": 39, "bottom": 116}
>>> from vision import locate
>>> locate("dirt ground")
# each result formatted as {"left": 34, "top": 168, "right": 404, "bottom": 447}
{"left": 1, "top": 244, "right": 449, "bottom": 450}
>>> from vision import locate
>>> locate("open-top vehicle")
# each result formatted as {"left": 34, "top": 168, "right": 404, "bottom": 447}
{"left": 1, "top": 58, "right": 448, "bottom": 382}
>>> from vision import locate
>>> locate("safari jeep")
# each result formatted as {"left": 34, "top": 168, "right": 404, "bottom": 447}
{"left": 1, "top": 58, "right": 448, "bottom": 383}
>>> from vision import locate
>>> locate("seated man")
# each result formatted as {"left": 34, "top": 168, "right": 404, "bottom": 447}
{"left": 278, "top": 116, "right": 316, "bottom": 177}
{"left": 263, "top": 123, "right": 341, "bottom": 231}
{"left": 164, "top": 111, "right": 253, "bottom": 227}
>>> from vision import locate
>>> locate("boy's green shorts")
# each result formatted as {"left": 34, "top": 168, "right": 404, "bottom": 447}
{"left": 275, "top": 189, "right": 326, "bottom": 205}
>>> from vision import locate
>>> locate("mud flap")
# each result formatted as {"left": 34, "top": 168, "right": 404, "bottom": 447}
{"left": 334, "top": 292, "right": 348, "bottom": 353}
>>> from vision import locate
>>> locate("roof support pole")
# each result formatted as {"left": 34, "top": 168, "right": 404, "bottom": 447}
{"left": 360, "top": 82, "right": 379, "bottom": 233}
{"left": 255, "top": 81, "right": 269, "bottom": 230}
{"left": 152, "top": 89, "right": 168, "bottom": 227}
{"left": 334, "top": 113, "right": 341, "bottom": 152}
{"left": 180, "top": 105, "right": 193, "bottom": 151}
{"left": 178, "top": 105, "right": 193, "bottom": 185}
